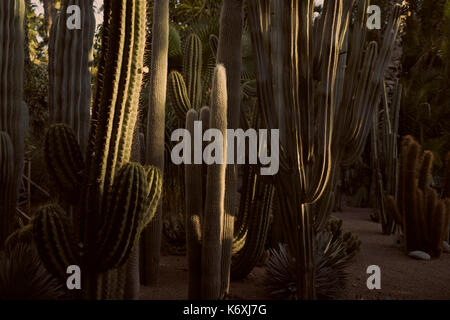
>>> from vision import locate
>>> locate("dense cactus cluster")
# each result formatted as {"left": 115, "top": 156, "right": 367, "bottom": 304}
{"left": 29, "top": 0, "right": 162, "bottom": 299}
{"left": 1, "top": 0, "right": 447, "bottom": 302}
{"left": 386, "top": 136, "right": 450, "bottom": 257}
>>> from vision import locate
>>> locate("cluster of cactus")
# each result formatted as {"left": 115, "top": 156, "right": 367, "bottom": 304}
{"left": 168, "top": 33, "right": 203, "bottom": 121}
{"left": 185, "top": 65, "right": 227, "bottom": 300}
{"left": 248, "top": 0, "right": 401, "bottom": 299}
{"left": 385, "top": 136, "right": 450, "bottom": 257}
{"left": 0, "top": 0, "right": 28, "bottom": 246}
{"left": 48, "top": 0, "right": 95, "bottom": 153}
{"left": 31, "top": 1, "right": 162, "bottom": 299}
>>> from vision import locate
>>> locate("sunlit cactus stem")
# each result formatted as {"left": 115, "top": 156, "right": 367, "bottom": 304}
{"left": 48, "top": 0, "right": 96, "bottom": 153}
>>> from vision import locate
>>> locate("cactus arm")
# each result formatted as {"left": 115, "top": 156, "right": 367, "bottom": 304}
{"left": 44, "top": 124, "right": 85, "bottom": 204}
{"left": 183, "top": 33, "right": 203, "bottom": 110}
{"left": 201, "top": 65, "right": 228, "bottom": 300}
{"left": 33, "top": 205, "right": 78, "bottom": 279}
{"left": 168, "top": 71, "right": 192, "bottom": 122}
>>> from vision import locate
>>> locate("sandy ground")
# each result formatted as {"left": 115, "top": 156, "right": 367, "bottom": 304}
{"left": 335, "top": 207, "right": 450, "bottom": 300}
{"left": 140, "top": 207, "right": 450, "bottom": 300}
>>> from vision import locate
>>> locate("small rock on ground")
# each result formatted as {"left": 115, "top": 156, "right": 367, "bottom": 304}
{"left": 408, "top": 251, "right": 431, "bottom": 260}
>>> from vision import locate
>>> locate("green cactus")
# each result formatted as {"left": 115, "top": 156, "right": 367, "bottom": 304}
{"left": 249, "top": 0, "right": 401, "bottom": 299}
{"left": 183, "top": 33, "right": 203, "bottom": 110}
{"left": 0, "top": 132, "right": 16, "bottom": 245}
{"left": 31, "top": 0, "right": 163, "bottom": 299}
{"left": 44, "top": 124, "right": 85, "bottom": 204}
{"left": 0, "top": 0, "right": 27, "bottom": 246}
{"left": 48, "top": 0, "right": 95, "bottom": 153}
{"left": 386, "top": 136, "right": 450, "bottom": 258}
{"left": 142, "top": 0, "right": 169, "bottom": 286}
{"left": 167, "top": 32, "right": 203, "bottom": 124}
{"left": 185, "top": 65, "right": 227, "bottom": 300}
{"left": 216, "top": 0, "right": 244, "bottom": 297}
{"left": 168, "top": 71, "right": 192, "bottom": 121}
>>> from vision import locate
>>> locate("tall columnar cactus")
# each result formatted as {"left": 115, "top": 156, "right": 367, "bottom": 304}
{"left": 48, "top": 0, "right": 96, "bottom": 153}
{"left": 0, "top": 0, "right": 27, "bottom": 246}
{"left": 143, "top": 0, "right": 169, "bottom": 286}
{"left": 249, "top": 0, "right": 401, "bottom": 299}
{"left": 33, "top": 0, "right": 162, "bottom": 299}
{"left": 215, "top": 0, "right": 244, "bottom": 297}
{"left": 185, "top": 65, "right": 227, "bottom": 300}
{"left": 372, "top": 81, "right": 402, "bottom": 234}
{"left": 386, "top": 136, "right": 450, "bottom": 258}
{"left": 0, "top": 133, "right": 16, "bottom": 245}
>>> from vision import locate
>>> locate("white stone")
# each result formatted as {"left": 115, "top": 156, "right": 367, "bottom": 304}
{"left": 443, "top": 241, "right": 450, "bottom": 254}
{"left": 408, "top": 251, "right": 431, "bottom": 260}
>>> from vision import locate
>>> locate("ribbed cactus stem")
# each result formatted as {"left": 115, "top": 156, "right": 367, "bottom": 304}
{"left": 0, "top": 132, "right": 16, "bottom": 245}
{"left": 418, "top": 151, "right": 433, "bottom": 191}
{"left": 216, "top": 0, "right": 244, "bottom": 297}
{"left": 183, "top": 33, "right": 202, "bottom": 110}
{"left": 48, "top": 0, "right": 95, "bottom": 153}
{"left": 143, "top": 0, "right": 169, "bottom": 286}
{"left": 0, "top": 0, "right": 26, "bottom": 245}
{"left": 201, "top": 64, "right": 227, "bottom": 300}
{"left": 185, "top": 109, "right": 203, "bottom": 300}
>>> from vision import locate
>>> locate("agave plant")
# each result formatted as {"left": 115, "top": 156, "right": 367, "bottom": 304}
{"left": 266, "top": 218, "right": 361, "bottom": 300}
{"left": 0, "top": 244, "right": 64, "bottom": 300}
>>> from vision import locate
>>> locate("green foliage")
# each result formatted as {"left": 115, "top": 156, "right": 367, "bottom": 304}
{"left": 400, "top": 0, "right": 450, "bottom": 166}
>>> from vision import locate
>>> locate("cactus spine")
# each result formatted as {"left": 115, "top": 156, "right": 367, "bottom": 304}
{"left": 48, "top": 0, "right": 95, "bottom": 153}
{"left": 0, "top": 0, "right": 27, "bottom": 245}
{"left": 142, "top": 0, "right": 169, "bottom": 286}
{"left": 185, "top": 65, "right": 227, "bottom": 300}
{"left": 33, "top": 0, "right": 162, "bottom": 299}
